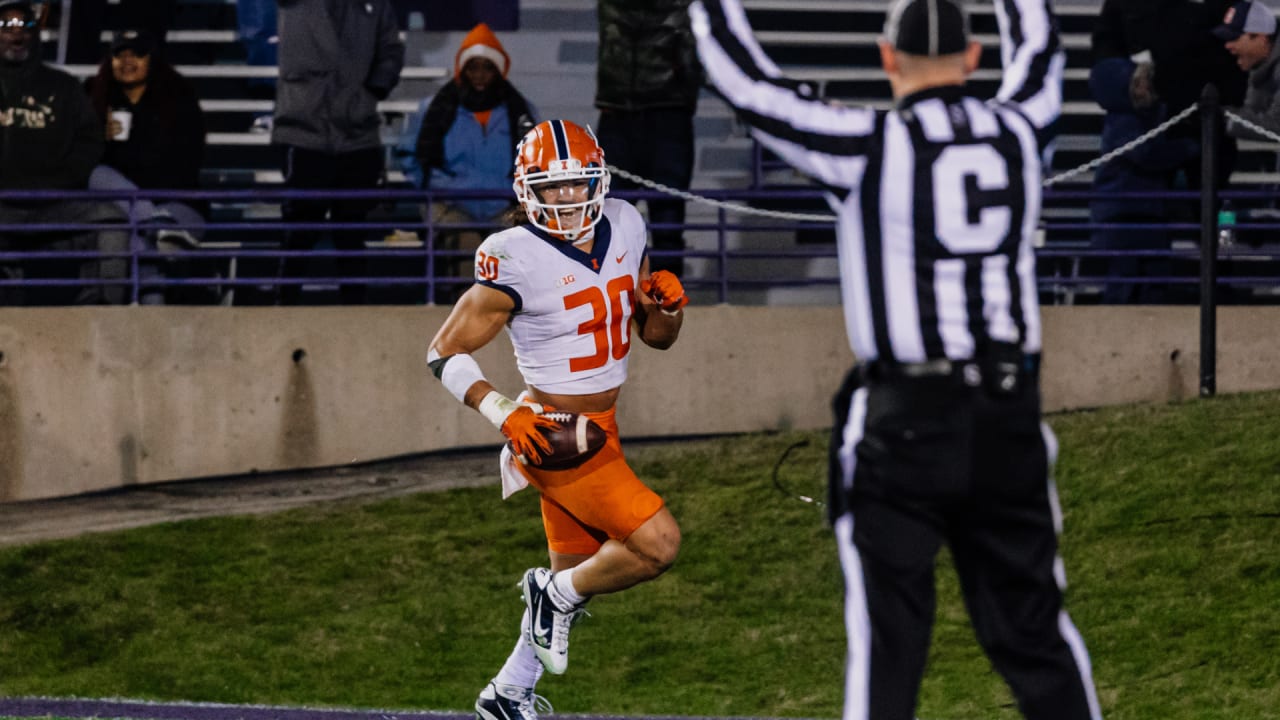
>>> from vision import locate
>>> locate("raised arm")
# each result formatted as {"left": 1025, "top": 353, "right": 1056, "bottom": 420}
{"left": 992, "top": 0, "right": 1066, "bottom": 133}
{"left": 689, "top": 0, "right": 879, "bottom": 190}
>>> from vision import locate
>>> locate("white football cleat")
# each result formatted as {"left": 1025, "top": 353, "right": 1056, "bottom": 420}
{"left": 520, "top": 567, "right": 584, "bottom": 674}
{"left": 475, "top": 681, "right": 551, "bottom": 720}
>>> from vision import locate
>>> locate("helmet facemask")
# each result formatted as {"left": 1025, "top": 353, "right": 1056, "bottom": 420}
{"left": 513, "top": 120, "right": 611, "bottom": 243}
{"left": 515, "top": 164, "right": 610, "bottom": 242}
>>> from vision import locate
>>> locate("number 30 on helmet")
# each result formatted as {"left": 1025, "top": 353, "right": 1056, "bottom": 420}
{"left": 513, "top": 120, "right": 611, "bottom": 242}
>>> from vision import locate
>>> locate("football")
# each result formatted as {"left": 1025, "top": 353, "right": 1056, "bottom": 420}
{"left": 514, "top": 411, "right": 608, "bottom": 471}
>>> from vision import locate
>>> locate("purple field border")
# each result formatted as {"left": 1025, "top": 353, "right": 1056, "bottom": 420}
{"left": 0, "top": 697, "right": 805, "bottom": 720}
{"left": 0, "top": 697, "right": 466, "bottom": 720}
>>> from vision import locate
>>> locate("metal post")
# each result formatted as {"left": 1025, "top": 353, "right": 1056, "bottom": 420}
{"left": 1199, "top": 85, "right": 1220, "bottom": 397}
{"left": 718, "top": 207, "right": 729, "bottom": 303}
{"left": 55, "top": 0, "right": 70, "bottom": 66}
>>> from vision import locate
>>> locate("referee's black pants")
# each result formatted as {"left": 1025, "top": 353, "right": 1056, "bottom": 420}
{"left": 829, "top": 367, "right": 1101, "bottom": 720}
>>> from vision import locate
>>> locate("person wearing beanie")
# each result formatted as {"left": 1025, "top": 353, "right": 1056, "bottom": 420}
{"left": 396, "top": 22, "right": 536, "bottom": 303}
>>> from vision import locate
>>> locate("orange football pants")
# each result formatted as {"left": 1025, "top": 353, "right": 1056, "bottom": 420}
{"left": 516, "top": 406, "right": 664, "bottom": 555}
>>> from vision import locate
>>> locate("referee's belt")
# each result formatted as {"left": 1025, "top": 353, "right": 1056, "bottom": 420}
{"left": 857, "top": 352, "right": 1041, "bottom": 388}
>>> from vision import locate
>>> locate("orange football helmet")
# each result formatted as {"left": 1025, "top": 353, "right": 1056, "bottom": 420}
{"left": 513, "top": 120, "right": 611, "bottom": 242}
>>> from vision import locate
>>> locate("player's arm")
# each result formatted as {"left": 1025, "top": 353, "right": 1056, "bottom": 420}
{"left": 689, "top": 0, "right": 876, "bottom": 190}
{"left": 634, "top": 258, "right": 686, "bottom": 350}
{"left": 993, "top": 0, "right": 1065, "bottom": 133}
{"left": 427, "top": 285, "right": 558, "bottom": 462}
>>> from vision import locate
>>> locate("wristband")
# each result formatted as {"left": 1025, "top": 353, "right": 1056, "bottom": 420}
{"left": 429, "top": 349, "right": 487, "bottom": 404}
{"left": 477, "top": 390, "right": 521, "bottom": 429}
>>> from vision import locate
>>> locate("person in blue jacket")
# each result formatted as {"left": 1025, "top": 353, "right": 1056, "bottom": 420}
{"left": 395, "top": 22, "right": 535, "bottom": 303}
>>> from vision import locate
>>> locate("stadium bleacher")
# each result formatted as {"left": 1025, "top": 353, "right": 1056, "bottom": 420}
{"left": 36, "top": 0, "right": 1280, "bottom": 305}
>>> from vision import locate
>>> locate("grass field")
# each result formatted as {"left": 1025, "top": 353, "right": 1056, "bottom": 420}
{"left": 1, "top": 391, "right": 1279, "bottom": 720}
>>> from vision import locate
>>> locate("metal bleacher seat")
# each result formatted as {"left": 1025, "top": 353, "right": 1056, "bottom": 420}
{"left": 56, "top": 61, "right": 447, "bottom": 185}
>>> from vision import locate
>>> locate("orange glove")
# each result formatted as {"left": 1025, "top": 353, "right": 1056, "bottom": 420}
{"left": 478, "top": 391, "right": 559, "bottom": 465}
{"left": 640, "top": 270, "right": 688, "bottom": 313}
{"left": 501, "top": 406, "right": 559, "bottom": 465}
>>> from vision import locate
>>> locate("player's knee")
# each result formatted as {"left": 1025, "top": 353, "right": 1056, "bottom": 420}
{"left": 656, "top": 534, "right": 682, "bottom": 574}
{"left": 636, "top": 523, "right": 681, "bottom": 577}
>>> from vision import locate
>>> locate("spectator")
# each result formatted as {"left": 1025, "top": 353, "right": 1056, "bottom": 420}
{"left": 1215, "top": 0, "right": 1280, "bottom": 249}
{"left": 1217, "top": 1, "right": 1280, "bottom": 137}
{"left": 395, "top": 22, "right": 535, "bottom": 303}
{"left": 271, "top": 0, "right": 405, "bottom": 305}
{"left": 1092, "top": 0, "right": 1247, "bottom": 188}
{"left": 595, "top": 0, "right": 701, "bottom": 277}
{"left": 84, "top": 29, "right": 208, "bottom": 304}
{"left": 235, "top": 0, "right": 277, "bottom": 133}
{"left": 1089, "top": 58, "right": 1199, "bottom": 304}
{"left": 0, "top": 0, "right": 128, "bottom": 306}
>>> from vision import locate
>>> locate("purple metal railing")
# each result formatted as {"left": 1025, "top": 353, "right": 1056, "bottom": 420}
{"left": 1, "top": 185, "right": 1278, "bottom": 305}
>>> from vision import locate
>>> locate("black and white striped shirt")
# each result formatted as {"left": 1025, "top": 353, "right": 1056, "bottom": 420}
{"left": 691, "top": 0, "right": 1064, "bottom": 363}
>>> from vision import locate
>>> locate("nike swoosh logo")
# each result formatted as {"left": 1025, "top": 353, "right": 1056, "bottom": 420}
{"left": 615, "top": 251, "right": 628, "bottom": 263}
{"left": 531, "top": 596, "right": 551, "bottom": 645}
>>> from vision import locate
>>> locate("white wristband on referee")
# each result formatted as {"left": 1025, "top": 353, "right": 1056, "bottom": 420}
{"left": 477, "top": 390, "right": 520, "bottom": 429}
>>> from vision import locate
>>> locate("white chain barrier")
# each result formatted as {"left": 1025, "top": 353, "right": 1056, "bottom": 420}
{"left": 1042, "top": 102, "right": 1201, "bottom": 187}
{"left": 616, "top": 99, "right": 1230, "bottom": 224}
{"left": 1222, "top": 108, "right": 1280, "bottom": 144}
{"left": 607, "top": 164, "right": 838, "bottom": 223}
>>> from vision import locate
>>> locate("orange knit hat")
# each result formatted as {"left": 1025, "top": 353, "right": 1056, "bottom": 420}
{"left": 454, "top": 23, "right": 511, "bottom": 81}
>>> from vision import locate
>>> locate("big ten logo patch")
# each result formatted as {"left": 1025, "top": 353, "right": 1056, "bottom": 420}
{"left": 556, "top": 274, "right": 575, "bottom": 288}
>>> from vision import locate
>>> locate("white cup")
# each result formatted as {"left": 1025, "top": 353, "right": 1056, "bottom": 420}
{"left": 110, "top": 110, "right": 132, "bottom": 141}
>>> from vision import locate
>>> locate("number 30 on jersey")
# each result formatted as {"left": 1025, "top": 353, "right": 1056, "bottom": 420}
{"left": 564, "top": 276, "right": 635, "bottom": 372}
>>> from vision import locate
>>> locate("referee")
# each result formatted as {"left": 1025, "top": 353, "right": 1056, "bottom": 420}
{"left": 691, "top": 0, "right": 1103, "bottom": 719}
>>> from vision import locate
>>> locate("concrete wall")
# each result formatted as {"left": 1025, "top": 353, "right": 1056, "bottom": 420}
{"left": 1, "top": 305, "right": 1277, "bottom": 502}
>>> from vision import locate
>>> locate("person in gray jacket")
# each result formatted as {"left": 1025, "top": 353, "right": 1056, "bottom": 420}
{"left": 271, "top": 0, "right": 405, "bottom": 305}
{"left": 1216, "top": 0, "right": 1280, "bottom": 139}
{"left": 1216, "top": 0, "right": 1280, "bottom": 246}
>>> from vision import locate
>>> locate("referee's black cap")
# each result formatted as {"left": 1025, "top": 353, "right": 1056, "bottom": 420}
{"left": 883, "top": 0, "right": 971, "bottom": 56}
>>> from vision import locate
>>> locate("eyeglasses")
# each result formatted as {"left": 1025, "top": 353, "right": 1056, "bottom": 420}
{"left": 0, "top": 18, "right": 35, "bottom": 31}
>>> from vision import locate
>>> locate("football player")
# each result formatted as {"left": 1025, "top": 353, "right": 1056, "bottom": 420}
{"left": 426, "top": 119, "right": 689, "bottom": 720}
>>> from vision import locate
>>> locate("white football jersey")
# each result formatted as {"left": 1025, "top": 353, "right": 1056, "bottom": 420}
{"left": 475, "top": 198, "right": 649, "bottom": 395}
